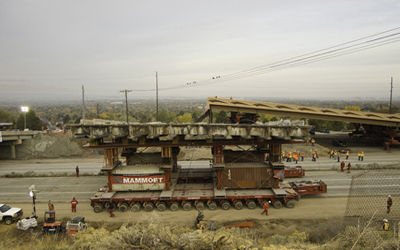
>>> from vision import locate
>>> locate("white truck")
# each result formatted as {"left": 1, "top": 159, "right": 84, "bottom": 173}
{"left": 0, "top": 204, "right": 23, "bottom": 225}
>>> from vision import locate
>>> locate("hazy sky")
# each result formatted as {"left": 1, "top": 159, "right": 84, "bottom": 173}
{"left": 1, "top": 0, "right": 399, "bottom": 103}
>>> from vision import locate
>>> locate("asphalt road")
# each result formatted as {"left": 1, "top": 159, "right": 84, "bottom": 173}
{"left": 0, "top": 145, "right": 399, "bottom": 206}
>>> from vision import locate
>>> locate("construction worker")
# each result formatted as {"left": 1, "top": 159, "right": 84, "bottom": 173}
{"left": 382, "top": 219, "right": 389, "bottom": 231}
{"left": 347, "top": 163, "right": 351, "bottom": 173}
{"left": 361, "top": 151, "right": 364, "bottom": 161}
{"left": 346, "top": 150, "right": 349, "bottom": 160}
{"left": 358, "top": 151, "right": 361, "bottom": 161}
{"left": 48, "top": 200, "right": 54, "bottom": 211}
{"left": 301, "top": 152, "right": 305, "bottom": 161}
{"left": 76, "top": 166, "right": 79, "bottom": 177}
{"left": 71, "top": 197, "right": 78, "bottom": 213}
{"left": 311, "top": 138, "right": 315, "bottom": 146}
{"left": 294, "top": 153, "right": 298, "bottom": 164}
{"left": 340, "top": 161, "right": 345, "bottom": 172}
{"left": 329, "top": 150, "right": 334, "bottom": 159}
{"left": 261, "top": 201, "right": 271, "bottom": 216}
{"left": 315, "top": 150, "right": 318, "bottom": 159}
{"left": 108, "top": 201, "right": 115, "bottom": 217}
{"left": 282, "top": 152, "right": 286, "bottom": 162}
{"left": 337, "top": 152, "right": 340, "bottom": 162}
{"left": 289, "top": 152, "right": 293, "bottom": 163}
{"left": 334, "top": 150, "right": 337, "bottom": 160}
{"left": 387, "top": 195, "right": 393, "bottom": 214}
{"left": 286, "top": 153, "right": 290, "bottom": 162}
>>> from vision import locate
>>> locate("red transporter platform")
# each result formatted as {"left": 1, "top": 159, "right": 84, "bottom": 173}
{"left": 90, "top": 150, "right": 326, "bottom": 213}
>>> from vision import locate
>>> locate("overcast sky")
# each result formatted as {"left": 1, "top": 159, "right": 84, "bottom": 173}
{"left": 1, "top": 0, "right": 399, "bottom": 104}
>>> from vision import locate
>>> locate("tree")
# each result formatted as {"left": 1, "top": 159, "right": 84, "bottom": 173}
{"left": 0, "top": 109, "right": 14, "bottom": 123}
{"left": 158, "top": 110, "right": 176, "bottom": 123}
{"left": 176, "top": 113, "right": 192, "bottom": 123}
{"left": 192, "top": 110, "right": 201, "bottom": 122}
{"left": 16, "top": 110, "right": 42, "bottom": 130}
{"left": 270, "top": 116, "right": 279, "bottom": 122}
{"left": 214, "top": 111, "right": 230, "bottom": 123}
{"left": 345, "top": 106, "right": 361, "bottom": 111}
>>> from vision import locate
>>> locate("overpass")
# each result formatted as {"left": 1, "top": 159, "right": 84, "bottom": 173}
{"left": 202, "top": 97, "right": 400, "bottom": 148}
{"left": 0, "top": 131, "right": 41, "bottom": 159}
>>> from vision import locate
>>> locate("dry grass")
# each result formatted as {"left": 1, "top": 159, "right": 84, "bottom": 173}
{"left": 0, "top": 216, "right": 397, "bottom": 250}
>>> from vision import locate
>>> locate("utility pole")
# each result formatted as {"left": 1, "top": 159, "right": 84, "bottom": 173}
{"left": 96, "top": 103, "right": 100, "bottom": 116}
{"left": 82, "top": 85, "right": 85, "bottom": 120}
{"left": 389, "top": 77, "right": 393, "bottom": 114}
{"left": 120, "top": 89, "right": 132, "bottom": 124}
{"left": 156, "top": 71, "right": 158, "bottom": 121}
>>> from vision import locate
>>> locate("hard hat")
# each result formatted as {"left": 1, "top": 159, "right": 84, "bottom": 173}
{"left": 268, "top": 201, "right": 271, "bottom": 203}
{"left": 384, "top": 219, "right": 388, "bottom": 222}
{"left": 388, "top": 195, "right": 391, "bottom": 197}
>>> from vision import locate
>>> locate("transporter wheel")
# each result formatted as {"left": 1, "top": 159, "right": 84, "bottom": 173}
{"left": 221, "top": 201, "right": 230, "bottom": 210}
{"left": 131, "top": 203, "right": 141, "bottom": 212}
{"left": 170, "top": 202, "right": 179, "bottom": 211}
{"left": 286, "top": 200, "right": 295, "bottom": 209}
{"left": 247, "top": 201, "right": 256, "bottom": 210}
{"left": 93, "top": 204, "right": 103, "bottom": 213}
{"left": 157, "top": 202, "right": 166, "bottom": 212}
{"left": 144, "top": 203, "right": 154, "bottom": 212}
{"left": 182, "top": 202, "right": 192, "bottom": 211}
{"left": 195, "top": 201, "right": 205, "bottom": 211}
{"left": 273, "top": 201, "right": 283, "bottom": 209}
{"left": 119, "top": 203, "right": 129, "bottom": 212}
{"left": 234, "top": 201, "right": 243, "bottom": 210}
{"left": 208, "top": 201, "right": 217, "bottom": 211}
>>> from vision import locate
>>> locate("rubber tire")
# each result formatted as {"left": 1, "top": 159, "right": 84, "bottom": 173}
{"left": 273, "top": 201, "right": 283, "bottom": 209}
{"left": 286, "top": 200, "right": 295, "bottom": 209}
{"left": 196, "top": 201, "right": 205, "bottom": 211}
{"left": 208, "top": 201, "right": 217, "bottom": 211}
{"left": 131, "top": 203, "right": 141, "bottom": 212}
{"left": 93, "top": 204, "right": 103, "bottom": 213}
{"left": 157, "top": 202, "right": 166, "bottom": 212}
{"left": 234, "top": 201, "right": 243, "bottom": 210}
{"left": 221, "top": 201, "right": 230, "bottom": 210}
{"left": 182, "top": 202, "right": 192, "bottom": 211}
{"left": 247, "top": 201, "right": 256, "bottom": 210}
{"left": 144, "top": 203, "right": 154, "bottom": 212}
{"left": 170, "top": 202, "right": 179, "bottom": 211}
{"left": 4, "top": 217, "right": 13, "bottom": 225}
{"left": 119, "top": 203, "right": 129, "bottom": 212}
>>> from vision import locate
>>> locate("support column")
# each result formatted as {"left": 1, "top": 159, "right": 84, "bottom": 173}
{"left": 10, "top": 144, "right": 16, "bottom": 159}
{"left": 212, "top": 146, "right": 224, "bottom": 190}
{"left": 269, "top": 144, "right": 281, "bottom": 163}
{"left": 165, "top": 170, "right": 170, "bottom": 191}
{"left": 104, "top": 148, "right": 118, "bottom": 169}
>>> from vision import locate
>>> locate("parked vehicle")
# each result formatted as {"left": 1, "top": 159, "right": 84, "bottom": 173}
{"left": 0, "top": 204, "right": 23, "bottom": 225}
{"left": 42, "top": 211, "right": 63, "bottom": 233}
{"left": 16, "top": 216, "right": 38, "bottom": 230}
{"left": 66, "top": 217, "right": 88, "bottom": 237}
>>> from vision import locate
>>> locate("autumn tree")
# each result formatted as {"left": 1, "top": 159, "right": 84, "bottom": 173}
{"left": 16, "top": 110, "right": 43, "bottom": 130}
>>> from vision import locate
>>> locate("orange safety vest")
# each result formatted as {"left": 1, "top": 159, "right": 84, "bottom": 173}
{"left": 383, "top": 222, "right": 389, "bottom": 231}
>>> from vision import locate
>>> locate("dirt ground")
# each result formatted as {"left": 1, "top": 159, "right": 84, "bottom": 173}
{"left": 7, "top": 196, "right": 346, "bottom": 228}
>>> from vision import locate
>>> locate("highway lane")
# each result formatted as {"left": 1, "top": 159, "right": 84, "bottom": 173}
{"left": 0, "top": 176, "right": 107, "bottom": 203}
{"left": 0, "top": 158, "right": 104, "bottom": 175}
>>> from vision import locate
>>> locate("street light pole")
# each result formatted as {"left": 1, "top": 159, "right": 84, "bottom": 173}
{"left": 21, "top": 106, "right": 29, "bottom": 130}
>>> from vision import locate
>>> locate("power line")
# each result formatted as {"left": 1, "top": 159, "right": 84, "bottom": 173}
{"left": 136, "top": 27, "right": 400, "bottom": 92}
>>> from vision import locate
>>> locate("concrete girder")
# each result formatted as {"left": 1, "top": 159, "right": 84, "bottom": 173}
{"left": 69, "top": 119, "right": 312, "bottom": 146}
